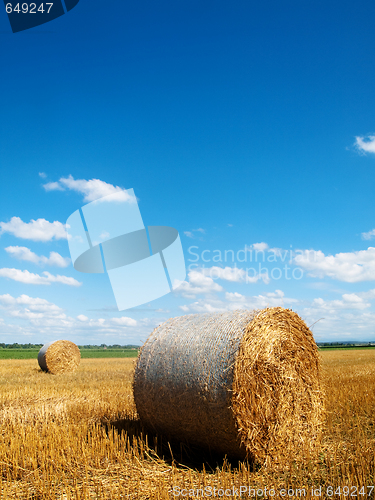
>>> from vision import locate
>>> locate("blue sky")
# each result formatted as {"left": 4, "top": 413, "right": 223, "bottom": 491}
{"left": 1, "top": 0, "right": 375, "bottom": 344}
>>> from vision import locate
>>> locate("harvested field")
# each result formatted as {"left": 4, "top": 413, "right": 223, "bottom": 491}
{"left": 0, "top": 352, "right": 373, "bottom": 498}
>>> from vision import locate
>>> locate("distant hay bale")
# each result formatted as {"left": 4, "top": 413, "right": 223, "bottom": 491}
{"left": 38, "top": 340, "right": 81, "bottom": 374}
{"left": 133, "top": 307, "right": 323, "bottom": 462}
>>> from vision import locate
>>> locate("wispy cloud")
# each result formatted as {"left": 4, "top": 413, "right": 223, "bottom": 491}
{"left": 362, "top": 229, "right": 375, "bottom": 240}
{"left": 0, "top": 217, "right": 67, "bottom": 242}
{"left": 354, "top": 135, "right": 375, "bottom": 154}
{"left": 5, "top": 246, "right": 70, "bottom": 267}
{"left": 43, "top": 181, "right": 64, "bottom": 191}
{"left": 43, "top": 175, "right": 134, "bottom": 203}
{"left": 183, "top": 228, "right": 205, "bottom": 239}
{"left": 0, "top": 268, "right": 81, "bottom": 286}
{"left": 179, "top": 289, "right": 296, "bottom": 314}
{"left": 357, "top": 288, "right": 375, "bottom": 300}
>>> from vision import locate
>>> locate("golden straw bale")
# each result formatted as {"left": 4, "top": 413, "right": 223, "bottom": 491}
{"left": 38, "top": 340, "right": 81, "bottom": 374}
{"left": 133, "top": 307, "right": 323, "bottom": 463}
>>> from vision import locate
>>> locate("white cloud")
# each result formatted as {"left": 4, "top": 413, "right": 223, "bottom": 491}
{"left": 0, "top": 217, "right": 67, "bottom": 242}
{"left": 294, "top": 247, "right": 375, "bottom": 282}
{"left": 43, "top": 181, "right": 64, "bottom": 191}
{"left": 225, "top": 289, "right": 296, "bottom": 309}
{"left": 179, "top": 298, "right": 227, "bottom": 313}
{"left": 111, "top": 317, "right": 137, "bottom": 326}
{"left": 173, "top": 270, "right": 223, "bottom": 298}
{"left": 91, "top": 231, "right": 112, "bottom": 246}
{"left": 310, "top": 294, "right": 370, "bottom": 313}
{"left": 300, "top": 291, "right": 375, "bottom": 340}
{"left": 355, "top": 135, "right": 375, "bottom": 154}
{"left": 178, "top": 286, "right": 375, "bottom": 341}
{"left": 357, "top": 288, "right": 375, "bottom": 300}
{"left": 0, "top": 268, "right": 81, "bottom": 286}
{"left": 225, "top": 291, "right": 247, "bottom": 302}
{"left": 5, "top": 246, "right": 70, "bottom": 267}
{"left": 251, "top": 242, "right": 269, "bottom": 252}
{"left": 0, "top": 294, "right": 66, "bottom": 322}
{"left": 183, "top": 228, "right": 205, "bottom": 239}
{"left": 38, "top": 172, "right": 47, "bottom": 179}
{"left": 0, "top": 294, "right": 140, "bottom": 340}
{"left": 362, "top": 229, "right": 375, "bottom": 240}
{"left": 43, "top": 175, "right": 135, "bottom": 203}
{"left": 200, "top": 266, "right": 270, "bottom": 284}
{"left": 0, "top": 294, "right": 63, "bottom": 313}
{"left": 201, "top": 266, "right": 246, "bottom": 282}
{"left": 180, "top": 289, "right": 297, "bottom": 314}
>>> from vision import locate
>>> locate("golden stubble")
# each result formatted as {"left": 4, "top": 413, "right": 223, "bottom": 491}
{"left": 0, "top": 351, "right": 373, "bottom": 499}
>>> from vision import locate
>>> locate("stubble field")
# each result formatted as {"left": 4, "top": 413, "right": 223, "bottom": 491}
{"left": 0, "top": 350, "right": 374, "bottom": 499}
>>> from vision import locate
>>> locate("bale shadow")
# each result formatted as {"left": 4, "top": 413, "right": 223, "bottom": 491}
{"left": 101, "top": 415, "right": 256, "bottom": 472}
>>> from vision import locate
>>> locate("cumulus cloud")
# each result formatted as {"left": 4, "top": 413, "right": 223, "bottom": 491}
{"left": 300, "top": 291, "right": 375, "bottom": 339}
{"left": 362, "top": 229, "right": 375, "bottom": 241}
{"left": 251, "top": 242, "right": 269, "bottom": 252}
{"left": 173, "top": 270, "right": 223, "bottom": 298}
{"left": 294, "top": 247, "right": 375, "bottom": 282}
{"left": 0, "top": 268, "right": 81, "bottom": 286}
{"left": 0, "top": 217, "right": 67, "bottom": 242}
{"left": 355, "top": 135, "right": 375, "bottom": 154}
{"left": 310, "top": 294, "right": 371, "bottom": 313}
{"left": 0, "top": 294, "right": 63, "bottom": 313}
{"left": 43, "top": 175, "right": 135, "bottom": 203}
{"left": 0, "top": 294, "right": 66, "bottom": 322}
{"left": 5, "top": 246, "right": 70, "bottom": 267}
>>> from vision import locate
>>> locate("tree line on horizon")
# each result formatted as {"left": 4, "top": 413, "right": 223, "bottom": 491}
{"left": 0, "top": 343, "right": 140, "bottom": 349}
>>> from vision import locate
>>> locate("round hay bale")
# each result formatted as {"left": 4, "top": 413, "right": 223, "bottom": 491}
{"left": 38, "top": 340, "right": 81, "bottom": 374}
{"left": 133, "top": 307, "right": 323, "bottom": 462}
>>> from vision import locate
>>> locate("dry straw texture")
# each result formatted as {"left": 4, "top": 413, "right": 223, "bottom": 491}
{"left": 38, "top": 340, "right": 81, "bottom": 374}
{"left": 134, "top": 307, "right": 323, "bottom": 463}
{"left": 0, "top": 353, "right": 374, "bottom": 498}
